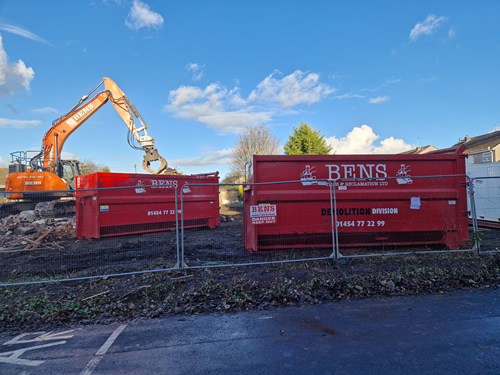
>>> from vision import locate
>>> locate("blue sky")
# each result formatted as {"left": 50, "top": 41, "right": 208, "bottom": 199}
{"left": 0, "top": 0, "right": 499, "bottom": 179}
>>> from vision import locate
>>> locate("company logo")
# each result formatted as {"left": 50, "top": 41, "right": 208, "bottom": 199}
{"left": 326, "top": 164, "right": 387, "bottom": 180}
{"left": 300, "top": 163, "right": 388, "bottom": 186}
{"left": 300, "top": 165, "right": 328, "bottom": 186}
{"left": 151, "top": 179, "right": 178, "bottom": 189}
{"left": 250, "top": 204, "right": 276, "bottom": 216}
{"left": 72, "top": 103, "right": 94, "bottom": 122}
{"left": 250, "top": 204, "right": 277, "bottom": 225}
{"left": 396, "top": 164, "right": 412, "bottom": 184}
{"left": 298, "top": 163, "right": 396, "bottom": 188}
{"left": 135, "top": 180, "right": 146, "bottom": 194}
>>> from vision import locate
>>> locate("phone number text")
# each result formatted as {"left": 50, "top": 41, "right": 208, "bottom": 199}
{"left": 337, "top": 220, "right": 385, "bottom": 227}
{"left": 147, "top": 210, "right": 181, "bottom": 216}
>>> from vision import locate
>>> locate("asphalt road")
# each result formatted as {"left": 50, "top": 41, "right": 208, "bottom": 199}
{"left": 1, "top": 288, "right": 499, "bottom": 375}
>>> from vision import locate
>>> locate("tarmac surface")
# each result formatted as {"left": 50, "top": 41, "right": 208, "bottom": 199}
{"left": 0, "top": 288, "right": 499, "bottom": 375}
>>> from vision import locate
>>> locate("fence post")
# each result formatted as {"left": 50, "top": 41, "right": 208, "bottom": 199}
{"left": 179, "top": 184, "right": 186, "bottom": 270}
{"left": 334, "top": 180, "right": 341, "bottom": 259}
{"left": 173, "top": 186, "right": 180, "bottom": 269}
{"left": 328, "top": 182, "right": 336, "bottom": 259}
{"left": 468, "top": 177, "right": 481, "bottom": 254}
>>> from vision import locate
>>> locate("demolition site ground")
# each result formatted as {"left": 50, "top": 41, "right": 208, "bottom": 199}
{"left": 0, "top": 204, "right": 498, "bottom": 333}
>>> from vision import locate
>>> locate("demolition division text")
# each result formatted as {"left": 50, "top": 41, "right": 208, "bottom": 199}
{"left": 321, "top": 207, "right": 399, "bottom": 216}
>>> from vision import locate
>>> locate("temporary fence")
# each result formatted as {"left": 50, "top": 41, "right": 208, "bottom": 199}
{"left": 181, "top": 175, "right": 474, "bottom": 269}
{"left": 334, "top": 174, "right": 473, "bottom": 259}
{"left": 0, "top": 185, "right": 182, "bottom": 286}
{"left": 181, "top": 181, "right": 337, "bottom": 271}
{"left": 0, "top": 174, "right": 498, "bottom": 286}
{"left": 468, "top": 175, "right": 500, "bottom": 254}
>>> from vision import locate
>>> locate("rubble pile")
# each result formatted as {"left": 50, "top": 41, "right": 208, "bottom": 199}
{"left": 0, "top": 210, "right": 76, "bottom": 251}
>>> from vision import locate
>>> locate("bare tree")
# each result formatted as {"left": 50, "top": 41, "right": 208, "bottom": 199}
{"left": 230, "top": 125, "right": 281, "bottom": 181}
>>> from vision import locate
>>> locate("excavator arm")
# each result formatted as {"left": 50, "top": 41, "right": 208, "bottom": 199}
{"left": 102, "top": 77, "right": 168, "bottom": 174}
{"left": 40, "top": 77, "right": 168, "bottom": 175}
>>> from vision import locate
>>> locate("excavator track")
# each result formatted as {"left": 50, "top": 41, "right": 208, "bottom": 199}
{"left": 0, "top": 199, "right": 76, "bottom": 219}
{"left": 34, "top": 198, "right": 76, "bottom": 217}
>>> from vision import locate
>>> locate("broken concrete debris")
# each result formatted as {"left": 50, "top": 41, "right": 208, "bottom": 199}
{"left": 0, "top": 211, "right": 76, "bottom": 251}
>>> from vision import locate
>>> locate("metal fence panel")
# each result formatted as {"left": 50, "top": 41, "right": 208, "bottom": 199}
{"left": 0, "top": 186, "right": 181, "bottom": 286}
{"left": 180, "top": 181, "right": 336, "bottom": 269}
{"left": 332, "top": 175, "right": 472, "bottom": 258}
{"left": 469, "top": 175, "right": 500, "bottom": 253}
{"left": 3, "top": 171, "right": 497, "bottom": 286}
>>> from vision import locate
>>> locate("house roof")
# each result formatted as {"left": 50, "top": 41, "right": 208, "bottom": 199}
{"left": 453, "top": 131, "right": 500, "bottom": 154}
{"left": 400, "top": 145, "right": 438, "bottom": 155}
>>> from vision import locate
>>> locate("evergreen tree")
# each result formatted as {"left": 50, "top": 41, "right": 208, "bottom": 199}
{"left": 284, "top": 122, "right": 332, "bottom": 155}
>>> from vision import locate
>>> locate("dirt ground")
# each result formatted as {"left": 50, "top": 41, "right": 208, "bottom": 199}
{"left": 2, "top": 203, "right": 498, "bottom": 283}
{"left": 1, "top": 205, "right": 248, "bottom": 281}
{"left": 0, "top": 204, "right": 498, "bottom": 333}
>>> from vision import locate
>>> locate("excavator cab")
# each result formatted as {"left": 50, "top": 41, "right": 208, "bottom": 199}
{"left": 56, "top": 160, "right": 81, "bottom": 190}
{"left": 6, "top": 151, "right": 81, "bottom": 200}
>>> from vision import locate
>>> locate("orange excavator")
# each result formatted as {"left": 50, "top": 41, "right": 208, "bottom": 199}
{"left": 3, "top": 77, "right": 168, "bottom": 216}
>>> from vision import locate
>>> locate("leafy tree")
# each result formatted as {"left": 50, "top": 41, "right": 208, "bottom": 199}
{"left": 79, "top": 159, "right": 111, "bottom": 174}
{"left": 284, "top": 122, "right": 332, "bottom": 155}
{"left": 230, "top": 125, "right": 281, "bottom": 182}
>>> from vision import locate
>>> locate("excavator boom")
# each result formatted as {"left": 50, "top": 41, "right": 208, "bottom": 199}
{"left": 5, "top": 77, "right": 169, "bottom": 204}
{"left": 41, "top": 77, "right": 168, "bottom": 175}
{"left": 42, "top": 91, "right": 109, "bottom": 172}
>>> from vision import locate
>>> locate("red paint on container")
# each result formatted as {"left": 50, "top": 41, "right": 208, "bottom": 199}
{"left": 244, "top": 153, "right": 469, "bottom": 253}
{"left": 75, "top": 172, "right": 219, "bottom": 240}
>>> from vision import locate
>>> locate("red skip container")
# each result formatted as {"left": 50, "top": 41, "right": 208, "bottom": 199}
{"left": 75, "top": 172, "right": 219, "bottom": 240}
{"left": 244, "top": 152, "right": 469, "bottom": 253}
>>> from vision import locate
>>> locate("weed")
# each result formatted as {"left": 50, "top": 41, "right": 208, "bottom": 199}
{"left": 471, "top": 230, "right": 484, "bottom": 247}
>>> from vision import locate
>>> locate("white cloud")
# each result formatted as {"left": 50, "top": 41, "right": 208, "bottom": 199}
{"left": 60, "top": 151, "right": 80, "bottom": 160}
{"left": 125, "top": 0, "right": 164, "bottom": 31}
{"left": 170, "top": 149, "right": 233, "bottom": 168}
{"left": 0, "top": 156, "right": 7, "bottom": 167}
{"left": 326, "top": 125, "right": 412, "bottom": 154}
{"left": 166, "top": 70, "right": 334, "bottom": 134}
{"left": 334, "top": 93, "right": 364, "bottom": 100}
{"left": 0, "top": 24, "right": 51, "bottom": 45}
{"left": 0, "top": 35, "right": 35, "bottom": 96}
{"left": 248, "top": 70, "right": 334, "bottom": 108}
{"left": 369, "top": 96, "right": 390, "bottom": 104}
{"left": 0, "top": 118, "right": 41, "bottom": 128}
{"left": 448, "top": 28, "right": 456, "bottom": 39}
{"left": 167, "top": 83, "right": 272, "bottom": 134}
{"left": 409, "top": 14, "right": 448, "bottom": 42}
{"left": 167, "top": 86, "right": 272, "bottom": 134}
{"left": 186, "top": 63, "right": 205, "bottom": 81}
{"left": 32, "top": 107, "right": 58, "bottom": 114}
